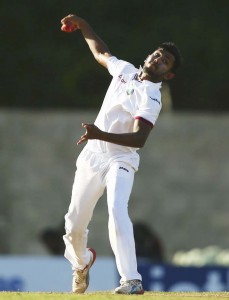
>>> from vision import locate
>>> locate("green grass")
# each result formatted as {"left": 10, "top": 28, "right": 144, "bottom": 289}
{"left": 0, "top": 292, "right": 229, "bottom": 300}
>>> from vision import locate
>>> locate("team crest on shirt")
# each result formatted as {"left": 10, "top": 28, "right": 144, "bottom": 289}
{"left": 126, "top": 88, "right": 134, "bottom": 95}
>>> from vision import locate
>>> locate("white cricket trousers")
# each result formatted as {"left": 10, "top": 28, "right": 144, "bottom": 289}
{"left": 63, "top": 148, "right": 142, "bottom": 282}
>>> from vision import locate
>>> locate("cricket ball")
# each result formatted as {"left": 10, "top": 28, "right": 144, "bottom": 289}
{"left": 61, "top": 21, "right": 77, "bottom": 33}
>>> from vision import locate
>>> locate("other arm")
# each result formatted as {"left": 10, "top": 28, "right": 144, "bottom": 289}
{"left": 77, "top": 119, "right": 152, "bottom": 148}
{"left": 61, "top": 14, "right": 112, "bottom": 68}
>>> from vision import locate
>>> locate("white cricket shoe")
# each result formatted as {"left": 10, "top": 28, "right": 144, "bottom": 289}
{"left": 114, "top": 279, "right": 144, "bottom": 294}
{"left": 72, "top": 248, "right": 96, "bottom": 294}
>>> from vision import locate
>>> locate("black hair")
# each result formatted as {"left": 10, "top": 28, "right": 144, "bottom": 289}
{"left": 157, "top": 42, "right": 182, "bottom": 73}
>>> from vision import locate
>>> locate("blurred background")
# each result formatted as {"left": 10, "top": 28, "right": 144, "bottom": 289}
{"left": 1, "top": 0, "right": 229, "bottom": 292}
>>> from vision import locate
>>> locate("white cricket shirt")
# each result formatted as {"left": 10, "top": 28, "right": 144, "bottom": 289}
{"left": 85, "top": 56, "right": 162, "bottom": 170}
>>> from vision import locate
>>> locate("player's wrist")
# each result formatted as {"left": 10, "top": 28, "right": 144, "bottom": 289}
{"left": 99, "top": 130, "right": 108, "bottom": 141}
{"left": 74, "top": 17, "right": 87, "bottom": 30}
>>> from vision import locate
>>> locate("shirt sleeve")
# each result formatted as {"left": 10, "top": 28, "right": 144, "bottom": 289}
{"left": 135, "top": 89, "right": 162, "bottom": 126}
{"left": 107, "top": 56, "right": 136, "bottom": 77}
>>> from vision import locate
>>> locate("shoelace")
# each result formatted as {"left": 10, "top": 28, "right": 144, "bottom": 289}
{"left": 121, "top": 280, "right": 139, "bottom": 287}
{"left": 74, "top": 269, "right": 87, "bottom": 284}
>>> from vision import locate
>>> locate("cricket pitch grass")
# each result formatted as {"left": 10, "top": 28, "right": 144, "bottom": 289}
{"left": 1, "top": 292, "right": 229, "bottom": 300}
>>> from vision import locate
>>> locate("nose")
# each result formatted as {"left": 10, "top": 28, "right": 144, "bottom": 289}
{"left": 154, "top": 56, "right": 163, "bottom": 64}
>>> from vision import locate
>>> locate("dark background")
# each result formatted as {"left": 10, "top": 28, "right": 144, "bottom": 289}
{"left": 1, "top": 0, "right": 228, "bottom": 111}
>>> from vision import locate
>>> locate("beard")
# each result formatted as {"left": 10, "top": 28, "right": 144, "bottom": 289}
{"left": 142, "top": 64, "right": 163, "bottom": 82}
{"left": 143, "top": 64, "right": 157, "bottom": 78}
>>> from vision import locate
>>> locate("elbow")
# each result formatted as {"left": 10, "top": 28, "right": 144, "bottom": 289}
{"left": 94, "top": 53, "right": 101, "bottom": 63}
{"left": 137, "top": 139, "right": 147, "bottom": 149}
{"left": 95, "top": 52, "right": 111, "bottom": 68}
{"left": 138, "top": 143, "right": 145, "bottom": 149}
{"left": 133, "top": 124, "right": 151, "bottom": 148}
{"left": 94, "top": 54, "right": 107, "bottom": 68}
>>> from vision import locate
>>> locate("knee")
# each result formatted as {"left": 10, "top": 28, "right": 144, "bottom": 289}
{"left": 64, "top": 213, "right": 86, "bottom": 235}
{"left": 65, "top": 221, "right": 86, "bottom": 235}
{"left": 64, "top": 224, "right": 88, "bottom": 241}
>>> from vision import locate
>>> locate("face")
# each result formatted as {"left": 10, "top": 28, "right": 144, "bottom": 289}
{"left": 143, "top": 48, "right": 175, "bottom": 81}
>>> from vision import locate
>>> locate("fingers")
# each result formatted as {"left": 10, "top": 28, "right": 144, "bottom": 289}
{"left": 77, "top": 137, "right": 86, "bottom": 145}
{"left": 82, "top": 123, "right": 93, "bottom": 131}
{"left": 61, "top": 14, "right": 75, "bottom": 24}
{"left": 76, "top": 123, "right": 95, "bottom": 146}
{"left": 77, "top": 133, "right": 88, "bottom": 145}
{"left": 76, "top": 124, "right": 88, "bottom": 145}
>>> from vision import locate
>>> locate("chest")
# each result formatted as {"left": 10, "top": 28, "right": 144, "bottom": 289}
{"left": 106, "top": 73, "right": 145, "bottom": 113}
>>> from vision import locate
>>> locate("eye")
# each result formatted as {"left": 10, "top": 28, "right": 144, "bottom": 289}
{"left": 154, "top": 52, "right": 160, "bottom": 58}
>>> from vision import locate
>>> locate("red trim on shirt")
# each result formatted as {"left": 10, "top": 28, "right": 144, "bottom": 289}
{"left": 135, "top": 116, "right": 154, "bottom": 128}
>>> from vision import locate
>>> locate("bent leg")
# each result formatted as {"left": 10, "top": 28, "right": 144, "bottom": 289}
{"left": 64, "top": 159, "right": 105, "bottom": 269}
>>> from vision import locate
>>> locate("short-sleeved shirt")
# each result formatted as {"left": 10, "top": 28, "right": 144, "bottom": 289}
{"left": 85, "top": 56, "right": 162, "bottom": 170}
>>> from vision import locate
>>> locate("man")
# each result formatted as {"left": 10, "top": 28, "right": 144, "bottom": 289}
{"left": 61, "top": 14, "right": 182, "bottom": 295}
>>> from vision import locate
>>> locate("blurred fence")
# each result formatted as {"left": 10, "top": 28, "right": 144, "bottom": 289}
{"left": 0, "top": 110, "right": 229, "bottom": 260}
{"left": 0, "top": 256, "right": 229, "bottom": 292}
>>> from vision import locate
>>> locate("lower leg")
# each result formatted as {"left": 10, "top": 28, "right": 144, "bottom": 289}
{"left": 63, "top": 228, "right": 90, "bottom": 269}
{"left": 106, "top": 162, "right": 142, "bottom": 282}
{"left": 108, "top": 211, "right": 141, "bottom": 281}
{"left": 63, "top": 163, "right": 104, "bottom": 269}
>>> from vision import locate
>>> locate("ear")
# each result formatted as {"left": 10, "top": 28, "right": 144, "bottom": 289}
{"left": 163, "top": 72, "right": 175, "bottom": 80}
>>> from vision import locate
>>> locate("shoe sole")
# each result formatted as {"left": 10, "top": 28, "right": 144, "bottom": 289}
{"left": 115, "top": 289, "right": 144, "bottom": 295}
{"left": 134, "top": 289, "right": 144, "bottom": 295}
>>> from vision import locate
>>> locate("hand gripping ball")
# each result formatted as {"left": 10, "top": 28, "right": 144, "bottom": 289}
{"left": 61, "top": 21, "right": 77, "bottom": 33}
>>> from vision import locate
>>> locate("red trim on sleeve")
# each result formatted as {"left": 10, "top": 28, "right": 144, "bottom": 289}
{"left": 135, "top": 116, "right": 154, "bottom": 128}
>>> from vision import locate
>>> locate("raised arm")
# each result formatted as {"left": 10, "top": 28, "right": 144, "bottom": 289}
{"left": 61, "top": 14, "right": 112, "bottom": 68}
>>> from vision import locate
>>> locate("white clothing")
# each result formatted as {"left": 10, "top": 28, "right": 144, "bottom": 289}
{"left": 63, "top": 56, "right": 162, "bottom": 283}
{"left": 64, "top": 149, "right": 139, "bottom": 281}
{"left": 86, "top": 56, "right": 162, "bottom": 170}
